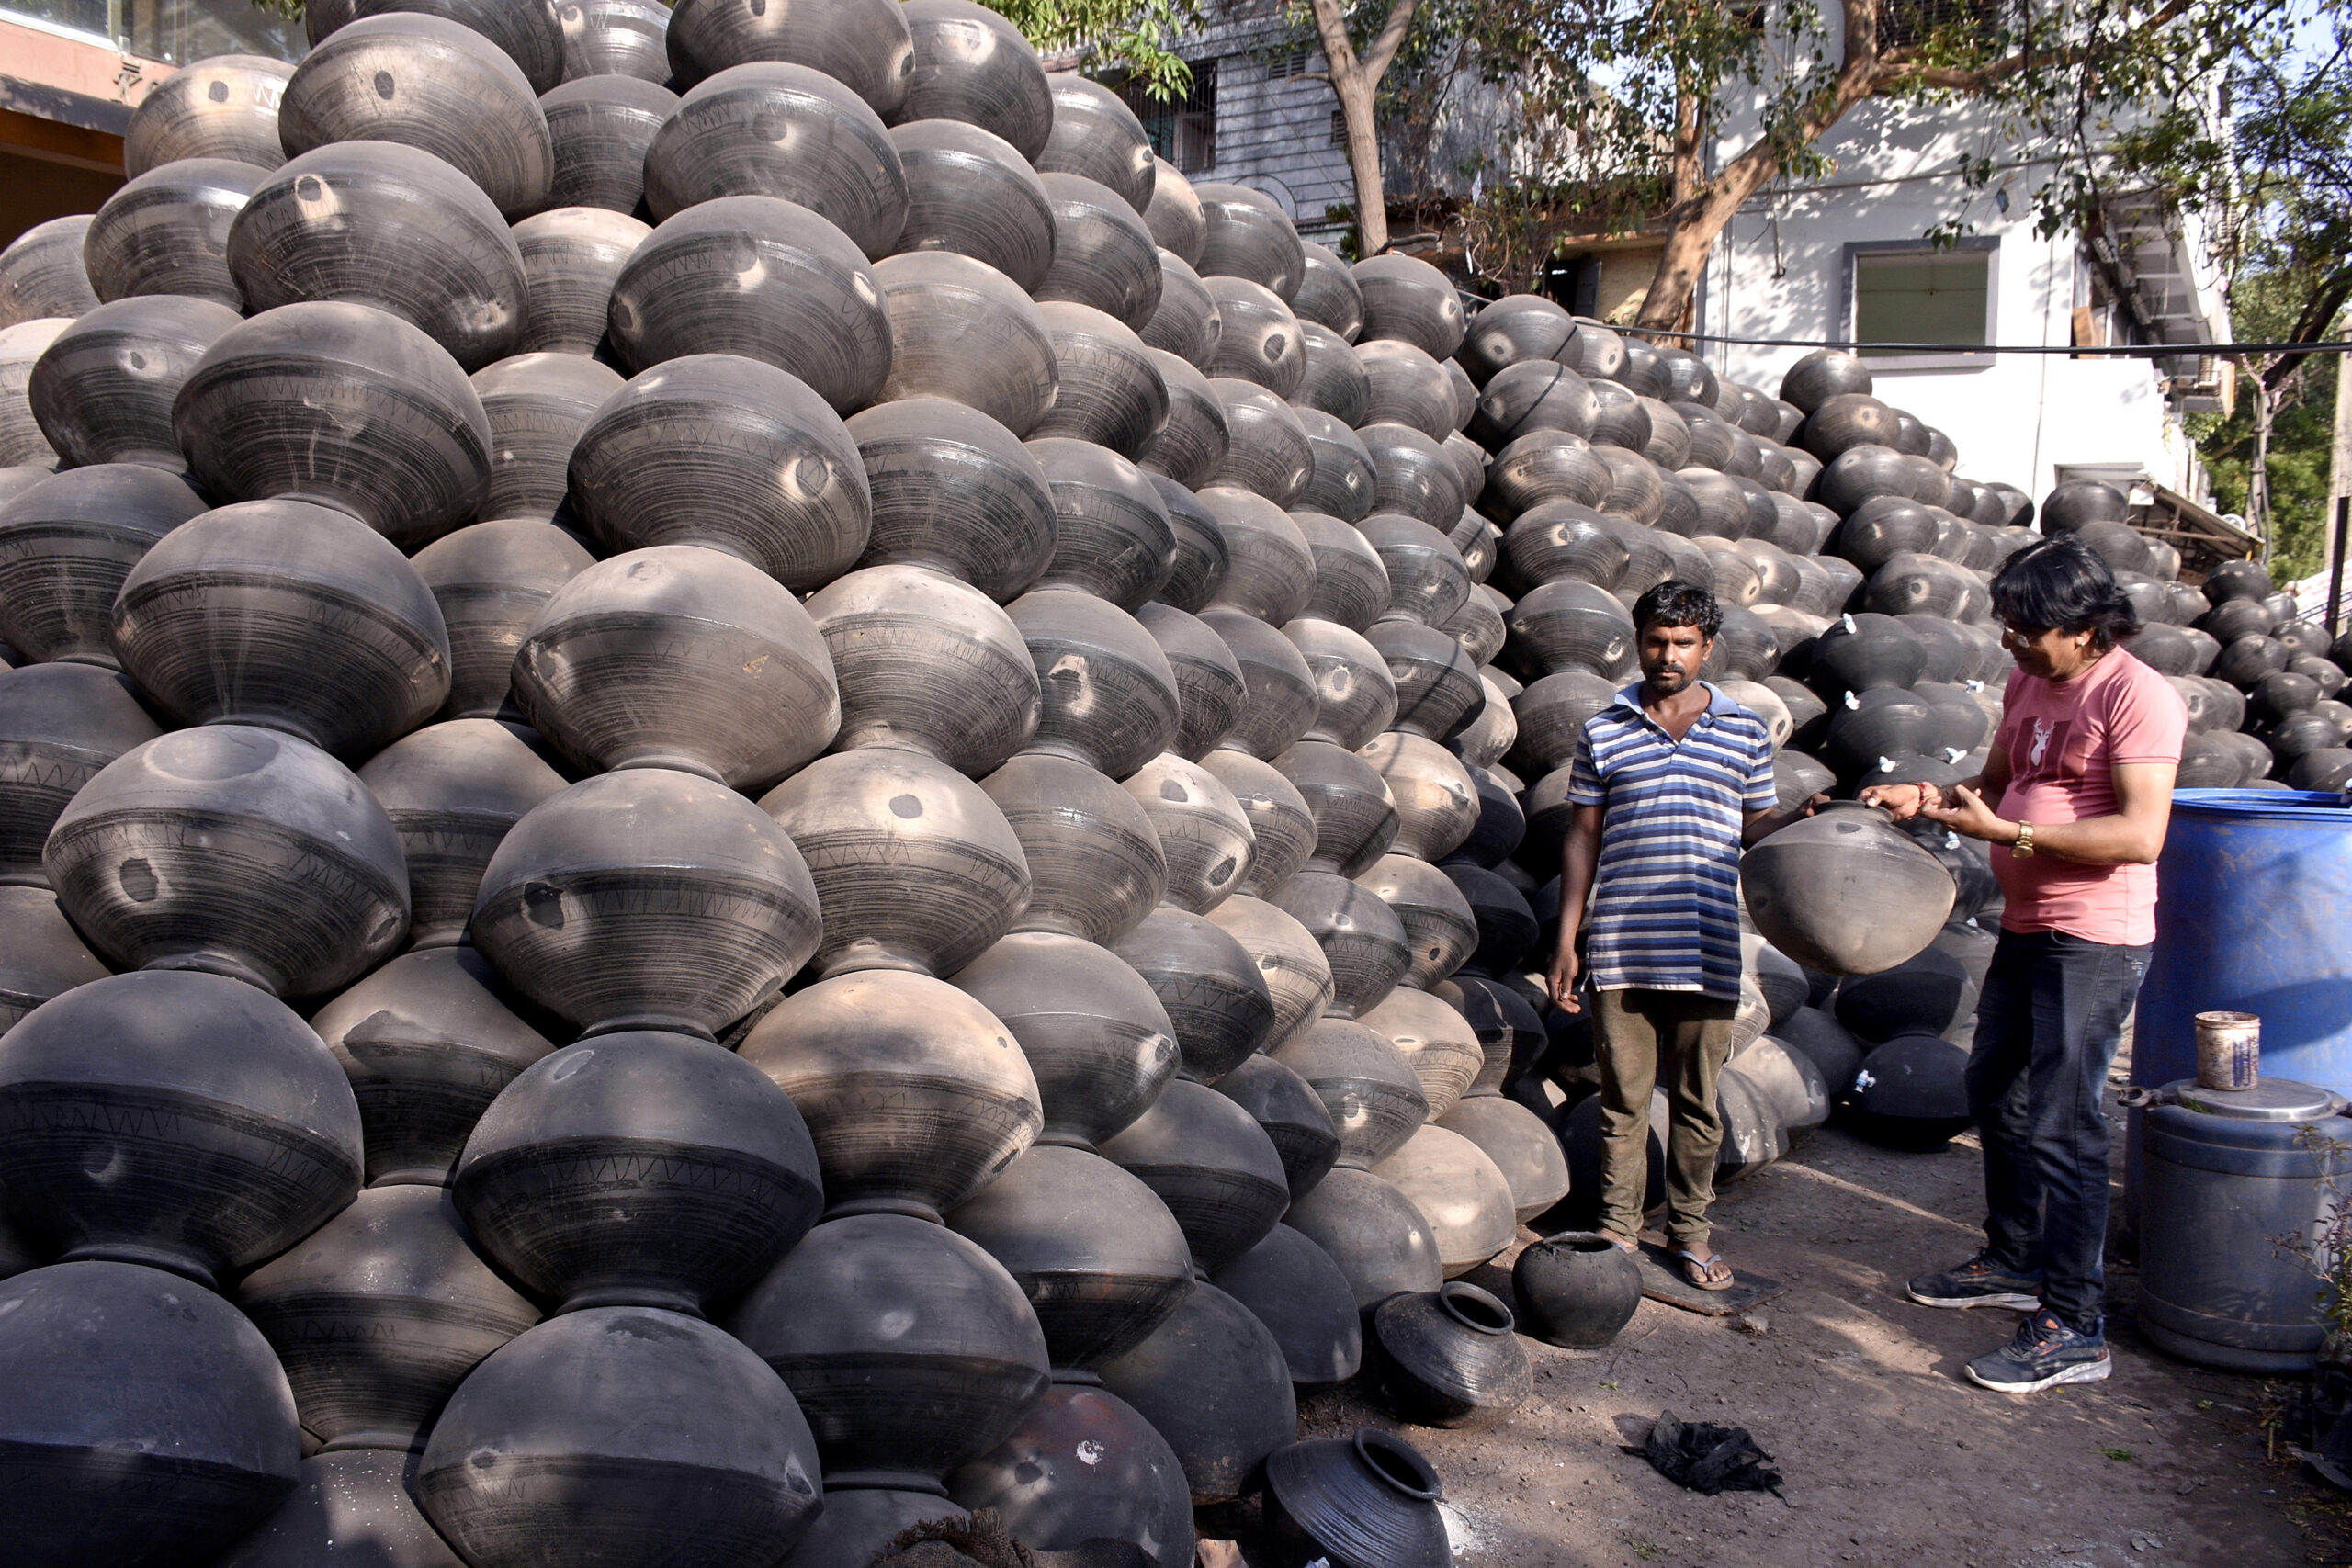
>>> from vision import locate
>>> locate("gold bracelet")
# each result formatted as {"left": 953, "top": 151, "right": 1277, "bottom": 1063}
{"left": 2013, "top": 820, "right": 2035, "bottom": 858}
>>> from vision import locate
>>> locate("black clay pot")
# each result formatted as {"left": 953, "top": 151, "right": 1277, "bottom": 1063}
{"left": 1294, "top": 238, "right": 1363, "bottom": 337}
{"left": 1207, "top": 891, "right": 1336, "bottom": 1053}
{"left": 1809, "top": 611, "right": 1928, "bottom": 697}
{"left": 411, "top": 520, "right": 596, "bottom": 721}
{"left": 214, "top": 1449, "right": 467, "bottom": 1568}
{"left": 1511, "top": 1231, "right": 1642, "bottom": 1348}
{"left": 954, "top": 930, "right": 1180, "bottom": 1152}
{"left": 1740, "top": 801, "right": 1955, "bottom": 976}
{"left": 1506, "top": 577, "right": 1636, "bottom": 680}
{"left": 455, "top": 1030, "right": 823, "bottom": 1314}
{"left": 472, "top": 353, "right": 622, "bottom": 524}
{"left": 1272, "top": 870, "right": 1411, "bottom": 1023}
{"left": 416, "top": 1307, "right": 825, "bottom": 1568}
{"left": 0, "top": 1259, "right": 302, "bottom": 1568}
{"left": 1033, "top": 302, "right": 1171, "bottom": 459}
{"left": 1296, "top": 418, "right": 1381, "bottom": 535}
{"left": 1295, "top": 320, "right": 1373, "bottom": 427}
{"left": 1101, "top": 1078, "right": 1291, "bottom": 1274}
{"left": 45, "top": 726, "right": 410, "bottom": 996}
{"left": 1194, "top": 183, "right": 1305, "bottom": 299}
{"left": 1847, "top": 1031, "right": 1973, "bottom": 1149}
{"left": 777, "top": 1490, "right": 968, "bottom": 1568}
{"left": 982, "top": 752, "right": 1168, "bottom": 943}
{"left": 175, "top": 302, "right": 492, "bottom": 552}
{"left": 1137, "top": 601, "right": 1246, "bottom": 759}
{"left": 1112, "top": 906, "right": 1279, "bottom": 1084}
{"left": 945, "top": 1382, "right": 1195, "bottom": 1568}
{"left": 1142, "top": 250, "right": 1223, "bottom": 374}
{"left": 1035, "top": 173, "right": 1163, "bottom": 333}
{"left": 1370, "top": 620, "right": 1484, "bottom": 746}
{"left": 1210, "top": 1223, "right": 1363, "bottom": 1384}
{"left": 0, "top": 886, "right": 110, "bottom": 1034}
{"left": 1434, "top": 1092, "right": 1570, "bottom": 1223}
{"left": 125, "top": 54, "right": 294, "bottom": 175}
{"left": 539, "top": 77, "right": 674, "bottom": 217}
{"left": 1029, "top": 435, "right": 1178, "bottom": 609}
{"left": 1834, "top": 943, "right": 1973, "bottom": 1043}
{"left": 1201, "top": 486, "right": 1316, "bottom": 624}
{"left": 1368, "top": 1122, "right": 1515, "bottom": 1274}
{"left": 665, "top": 0, "right": 912, "bottom": 107}
{"left": 808, "top": 564, "right": 1040, "bottom": 776}
{"left": 559, "top": 0, "right": 672, "bottom": 83}
{"left": 1264, "top": 1428, "right": 1451, "bottom": 1568}
{"left": 0, "top": 321, "right": 69, "bottom": 467}
{"left": 729, "top": 1211, "right": 1052, "bottom": 1493}
{"left": 1362, "top": 731, "right": 1480, "bottom": 863}
{"left": 1270, "top": 1015, "right": 1428, "bottom": 1173}
{"left": 1800, "top": 391, "right": 1895, "bottom": 459}
{"left": 1035, "top": 73, "right": 1155, "bottom": 209}
{"left": 1204, "top": 605, "right": 1319, "bottom": 761}
{"left": 311, "top": 946, "right": 558, "bottom": 1188}
{"left": 470, "top": 768, "right": 824, "bottom": 1039}
{"left": 1371, "top": 1280, "right": 1532, "bottom": 1427}
{"left": 1456, "top": 294, "right": 1575, "bottom": 385}
{"left": 1286, "top": 618, "right": 1397, "bottom": 753}
{"left": 1124, "top": 751, "right": 1257, "bottom": 913}
{"left": 1209, "top": 749, "right": 1318, "bottom": 897}
{"left": 567, "top": 354, "right": 872, "bottom": 592}
{"left": 1780, "top": 347, "right": 1871, "bottom": 413}
{"left": 1211, "top": 1052, "right": 1341, "bottom": 1200}
{"left": 1098, "top": 1279, "right": 1298, "bottom": 1504}
{"left": 1138, "top": 351, "right": 1229, "bottom": 492}
{"left": 0, "top": 662, "right": 161, "bottom": 886}
{"left": 0, "top": 465, "right": 208, "bottom": 668}
{"left": 743, "top": 970, "right": 1043, "bottom": 1222}
{"left": 0, "top": 972, "right": 362, "bottom": 1289}
{"left": 946, "top": 1142, "right": 1195, "bottom": 1374}
{"left": 900, "top": 0, "right": 1051, "bottom": 155}
{"left": 609, "top": 196, "right": 892, "bottom": 413}
{"left": 849, "top": 395, "right": 1059, "bottom": 600}
{"left": 357, "top": 718, "right": 568, "bottom": 949}
{"left": 1208, "top": 378, "right": 1314, "bottom": 505}
{"left": 513, "top": 207, "right": 653, "bottom": 356}
{"left": 27, "top": 296, "right": 242, "bottom": 470}
{"left": 111, "top": 498, "right": 453, "bottom": 757}
{"left": 1274, "top": 739, "right": 1400, "bottom": 879}
{"left": 1359, "top": 852, "right": 1476, "bottom": 992}
{"left": 1356, "top": 253, "right": 1465, "bottom": 358}
{"left": 83, "top": 157, "right": 264, "bottom": 311}
{"left": 237, "top": 1185, "right": 539, "bottom": 1452}
{"left": 1280, "top": 1164, "right": 1442, "bottom": 1314}
{"left": 1011, "top": 589, "right": 1182, "bottom": 779}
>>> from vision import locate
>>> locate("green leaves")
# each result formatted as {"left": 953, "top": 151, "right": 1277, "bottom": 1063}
{"left": 978, "top": 0, "right": 1202, "bottom": 98}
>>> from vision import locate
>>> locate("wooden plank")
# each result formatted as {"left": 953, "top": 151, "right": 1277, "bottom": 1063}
{"left": 0, "top": 102, "right": 123, "bottom": 175}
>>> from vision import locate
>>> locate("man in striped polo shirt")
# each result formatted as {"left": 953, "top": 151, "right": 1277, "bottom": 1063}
{"left": 1545, "top": 581, "right": 1826, "bottom": 1290}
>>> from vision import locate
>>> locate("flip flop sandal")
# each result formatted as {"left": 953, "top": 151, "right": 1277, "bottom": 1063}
{"left": 1673, "top": 1249, "right": 1736, "bottom": 1291}
{"left": 1602, "top": 1230, "right": 1640, "bottom": 1252}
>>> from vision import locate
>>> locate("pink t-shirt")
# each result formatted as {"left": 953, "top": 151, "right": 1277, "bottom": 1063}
{"left": 1990, "top": 647, "right": 2186, "bottom": 946}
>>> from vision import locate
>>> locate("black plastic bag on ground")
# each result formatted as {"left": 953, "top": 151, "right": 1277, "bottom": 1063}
{"left": 1635, "top": 1409, "right": 1785, "bottom": 1495}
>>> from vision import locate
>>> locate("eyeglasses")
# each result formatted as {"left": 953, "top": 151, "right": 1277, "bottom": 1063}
{"left": 1998, "top": 622, "right": 2051, "bottom": 646}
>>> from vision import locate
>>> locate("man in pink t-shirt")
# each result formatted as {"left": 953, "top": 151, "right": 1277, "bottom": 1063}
{"left": 1866, "top": 534, "right": 2185, "bottom": 1395}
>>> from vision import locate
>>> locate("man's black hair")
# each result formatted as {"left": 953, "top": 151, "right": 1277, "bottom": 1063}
{"left": 1990, "top": 534, "right": 2140, "bottom": 650}
{"left": 1632, "top": 580, "right": 1723, "bottom": 639}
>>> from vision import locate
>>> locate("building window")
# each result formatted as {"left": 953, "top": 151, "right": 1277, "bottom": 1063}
{"left": 1116, "top": 61, "right": 1216, "bottom": 174}
{"left": 1849, "top": 243, "right": 1996, "bottom": 355}
{"left": 1268, "top": 46, "right": 1313, "bottom": 79}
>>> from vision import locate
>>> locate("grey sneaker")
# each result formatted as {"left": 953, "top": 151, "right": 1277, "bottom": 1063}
{"left": 1906, "top": 1249, "right": 2043, "bottom": 1311}
{"left": 1964, "top": 1309, "right": 2111, "bottom": 1393}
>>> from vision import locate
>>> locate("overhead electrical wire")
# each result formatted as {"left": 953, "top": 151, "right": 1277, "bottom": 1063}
{"left": 1589, "top": 328, "right": 2352, "bottom": 357}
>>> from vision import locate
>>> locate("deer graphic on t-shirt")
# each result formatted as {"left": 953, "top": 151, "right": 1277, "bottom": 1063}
{"left": 2029, "top": 717, "right": 2055, "bottom": 769}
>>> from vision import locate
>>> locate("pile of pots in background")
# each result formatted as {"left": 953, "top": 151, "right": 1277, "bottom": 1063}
{"left": 0, "top": 0, "right": 2334, "bottom": 1559}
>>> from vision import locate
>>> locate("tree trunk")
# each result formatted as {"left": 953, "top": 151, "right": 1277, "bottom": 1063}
{"left": 1306, "top": 0, "right": 1417, "bottom": 256}
{"left": 2250, "top": 358, "right": 2276, "bottom": 561}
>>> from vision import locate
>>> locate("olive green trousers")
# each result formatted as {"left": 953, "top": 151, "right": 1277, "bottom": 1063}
{"left": 1593, "top": 987, "right": 1737, "bottom": 1251}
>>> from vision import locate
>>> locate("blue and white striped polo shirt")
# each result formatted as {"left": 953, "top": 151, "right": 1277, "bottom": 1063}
{"left": 1567, "top": 682, "right": 1777, "bottom": 999}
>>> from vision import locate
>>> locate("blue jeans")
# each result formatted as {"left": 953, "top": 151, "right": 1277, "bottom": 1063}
{"left": 1965, "top": 929, "right": 2152, "bottom": 1337}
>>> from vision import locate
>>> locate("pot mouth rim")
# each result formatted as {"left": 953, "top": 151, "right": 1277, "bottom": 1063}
{"left": 1352, "top": 1427, "right": 1443, "bottom": 1500}
{"left": 1533, "top": 1229, "right": 1627, "bottom": 1258}
{"left": 1436, "top": 1279, "right": 1515, "bottom": 1335}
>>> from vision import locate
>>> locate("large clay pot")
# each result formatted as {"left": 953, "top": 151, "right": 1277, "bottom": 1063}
{"left": 357, "top": 719, "right": 567, "bottom": 949}
{"left": 516, "top": 545, "right": 840, "bottom": 790}
{"left": 454, "top": 1030, "right": 822, "bottom": 1314}
{"left": 538, "top": 78, "right": 674, "bottom": 217}
{"left": 981, "top": 751, "right": 1167, "bottom": 944}
{"left": 1809, "top": 611, "right": 1927, "bottom": 698}
{"left": 311, "top": 946, "right": 558, "bottom": 1188}
{"left": 1121, "top": 750, "right": 1253, "bottom": 912}
{"left": 1369, "top": 1280, "right": 1531, "bottom": 1427}
{"left": 0, "top": 886, "right": 110, "bottom": 1033}
{"left": 1113, "top": 906, "right": 1279, "bottom": 1083}
{"left": 1273, "top": 739, "right": 1400, "bottom": 881}
{"left": 1142, "top": 252, "right": 1224, "bottom": 373}
{"left": 111, "top": 498, "right": 453, "bottom": 756}
{"left": 1207, "top": 892, "right": 1335, "bottom": 1052}
{"left": 27, "top": 295, "right": 241, "bottom": 469}
{"left": 1143, "top": 157, "right": 1205, "bottom": 263}
{"left": 849, "top": 395, "right": 1057, "bottom": 598}
{"left": 761, "top": 749, "right": 1030, "bottom": 977}
{"left": 1370, "top": 620, "right": 1484, "bottom": 743}
{"left": 1101, "top": 1077, "right": 1290, "bottom": 1273}
{"left": 1295, "top": 418, "right": 1380, "bottom": 535}
{"left": 1282, "top": 1164, "right": 1442, "bottom": 1313}
{"left": 645, "top": 63, "right": 905, "bottom": 257}
{"left": 515, "top": 206, "right": 653, "bottom": 359}
{"left": 1032, "top": 302, "right": 1170, "bottom": 460}
{"left": 1740, "top": 801, "right": 1954, "bottom": 975}
{"left": 125, "top": 54, "right": 294, "bottom": 175}
{"left": 0, "top": 320, "right": 69, "bottom": 466}
{"left": 1361, "top": 731, "right": 1479, "bottom": 863}
{"left": 0, "top": 972, "right": 362, "bottom": 1288}
{"left": 1027, "top": 435, "right": 1176, "bottom": 609}
{"left": 0, "top": 465, "right": 207, "bottom": 667}
{"left": 0, "top": 1260, "right": 301, "bottom": 1568}
{"left": 777, "top": 1491, "right": 968, "bottom": 1568}
{"left": 1295, "top": 515, "right": 1388, "bottom": 641}
{"left": 1193, "top": 183, "right": 1304, "bottom": 299}
{"left": 808, "top": 564, "right": 1039, "bottom": 775}
{"left": 946, "top": 1382, "right": 1194, "bottom": 1568}
{"left": 953, "top": 931, "right": 1179, "bottom": 1151}
{"left": 742, "top": 970, "right": 1043, "bottom": 1221}
{"left": 237, "top": 1185, "right": 538, "bottom": 1451}
{"left": 1138, "top": 352, "right": 1229, "bottom": 491}
{"left": 1295, "top": 320, "right": 1374, "bottom": 427}
{"left": 229, "top": 141, "right": 528, "bottom": 372}
{"left": 945, "top": 1142, "right": 1194, "bottom": 1373}
{"left": 729, "top": 1212, "right": 1049, "bottom": 1493}
{"left": 1203, "top": 276, "right": 1305, "bottom": 397}
{"left": 1358, "top": 339, "right": 1457, "bottom": 441}
{"left": 1034, "top": 73, "right": 1155, "bottom": 209}
{"left": 1263, "top": 1428, "right": 1451, "bottom": 1568}
{"left": 1354, "top": 253, "right": 1464, "bottom": 358}
{"left": 1272, "top": 868, "right": 1412, "bottom": 1025}
{"left": 1846, "top": 1031, "right": 1973, "bottom": 1149}
{"left": 664, "top": 0, "right": 912, "bottom": 107}
{"left": 1211, "top": 1224, "right": 1361, "bottom": 1384}
{"left": 1435, "top": 1094, "right": 1569, "bottom": 1224}
{"left": 1506, "top": 577, "right": 1636, "bottom": 681}
{"left": 411, "top": 520, "right": 596, "bottom": 720}
{"left": 1271, "top": 1016, "right": 1428, "bottom": 1169}
{"left": 607, "top": 196, "right": 891, "bottom": 412}
{"left": 1204, "top": 605, "right": 1318, "bottom": 760}
{"left": 213, "top": 1450, "right": 467, "bottom": 1568}
{"left": 1098, "top": 1279, "right": 1297, "bottom": 1505}
{"left": 46, "top": 727, "right": 410, "bottom": 996}
{"left": 0, "top": 663, "right": 161, "bottom": 885}
{"left": 1358, "top": 853, "right": 1475, "bottom": 991}
{"left": 1210, "top": 378, "right": 1314, "bottom": 504}
{"left": 1201, "top": 487, "right": 1315, "bottom": 623}
{"left": 558, "top": 0, "right": 672, "bottom": 81}
{"left": 1454, "top": 766, "right": 1527, "bottom": 871}
{"left": 1510, "top": 1231, "right": 1643, "bottom": 1349}
{"left": 471, "top": 768, "right": 823, "bottom": 1037}
{"left": 1212, "top": 1052, "right": 1340, "bottom": 1200}
{"left": 175, "top": 302, "right": 492, "bottom": 551}
{"left": 416, "top": 1307, "right": 825, "bottom": 1568}
{"left": 81, "top": 157, "right": 262, "bottom": 310}
{"left": 1361, "top": 987, "right": 1483, "bottom": 1123}
{"left": 1140, "top": 600, "right": 1247, "bottom": 758}
{"left": 1035, "top": 172, "right": 1162, "bottom": 332}
{"left": 1010, "top": 589, "right": 1182, "bottom": 780}
{"left": 568, "top": 354, "right": 869, "bottom": 591}
{"left": 1207, "top": 749, "right": 1317, "bottom": 898}
{"left": 900, "top": 0, "right": 1053, "bottom": 158}
{"left": 0, "top": 228, "right": 90, "bottom": 328}
{"left": 471, "top": 353, "right": 623, "bottom": 522}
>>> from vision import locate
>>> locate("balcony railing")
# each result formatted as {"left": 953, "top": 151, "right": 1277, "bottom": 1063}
{"left": 5, "top": 0, "right": 305, "bottom": 67}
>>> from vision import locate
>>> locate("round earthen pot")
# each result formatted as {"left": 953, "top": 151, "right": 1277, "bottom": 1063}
{"left": 945, "top": 1382, "right": 1194, "bottom": 1568}
{"left": 0, "top": 886, "right": 110, "bottom": 1036}
{"left": 982, "top": 751, "right": 1168, "bottom": 944}
{"left": 1206, "top": 749, "right": 1318, "bottom": 899}
{"left": 1212, "top": 1053, "right": 1342, "bottom": 1201}
{"left": 212, "top": 1448, "right": 469, "bottom": 1568}
{"left": 1272, "top": 869, "right": 1412, "bottom": 1021}
{"left": 1511, "top": 1231, "right": 1643, "bottom": 1348}
{"left": 1207, "top": 892, "right": 1336, "bottom": 1054}
{"left": 1203, "top": 605, "right": 1318, "bottom": 761}
{"left": 0, "top": 662, "right": 163, "bottom": 886}
{"left": 1361, "top": 731, "right": 1479, "bottom": 863}
{"left": 1211, "top": 1223, "right": 1363, "bottom": 1385}
{"left": 1739, "top": 801, "right": 1955, "bottom": 975}
{"left": 1269, "top": 1016, "right": 1429, "bottom": 1170}
{"left": 1437, "top": 1094, "right": 1572, "bottom": 1224}
{"left": 808, "top": 563, "right": 1041, "bottom": 777}
{"left": 1124, "top": 750, "right": 1256, "bottom": 913}
{"left": 1100, "top": 1077, "right": 1291, "bottom": 1274}
{"left": 1287, "top": 616, "right": 1400, "bottom": 752}
{"left": 1360, "top": 986, "right": 1484, "bottom": 1122}
{"left": 1009, "top": 588, "right": 1182, "bottom": 781}
{"left": 953, "top": 931, "right": 1181, "bottom": 1152}
{"left": 1274, "top": 739, "right": 1401, "bottom": 878}
{"left": 1139, "top": 599, "right": 1250, "bottom": 759}
{"left": 1097, "top": 1279, "right": 1298, "bottom": 1506}
{"left": 1358, "top": 853, "right": 1476, "bottom": 991}
{"left": 1112, "top": 906, "right": 1279, "bottom": 1085}
{"left": 848, "top": 396, "right": 1058, "bottom": 600}
{"left": 0, "top": 464, "right": 209, "bottom": 668}
{"left": 1281, "top": 1164, "right": 1443, "bottom": 1313}
{"left": 1368, "top": 1279, "right": 1531, "bottom": 1425}
{"left": 356, "top": 719, "right": 569, "bottom": 949}
{"left": 410, "top": 520, "right": 596, "bottom": 722}
{"left": 741, "top": 969, "right": 1044, "bottom": 1223}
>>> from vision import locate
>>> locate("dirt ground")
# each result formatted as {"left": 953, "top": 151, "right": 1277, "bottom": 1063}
{"left": 1215, "top": 1074, "right": 2352, "bottom": 1568}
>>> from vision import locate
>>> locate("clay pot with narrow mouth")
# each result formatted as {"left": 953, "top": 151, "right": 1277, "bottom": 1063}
{"left": 0, "top": 663, "right": 161, "bottom": 886}
{"left": 1101, "top": 1077, "right": 1290, "bottom": 1275}
{"left": 808, "top": 564, "right": 1041, "bottom": 777}
{"left": 899, "top": 0, "right": 1052, "bottom": 156}
{"left": 0, "top": 465, "right": 208, "bottom": 669}
{"left": 126, "top": 54, "right": 293, "bottom": 175}
{"left": 946, "top": 1141, "right": 1194, "bottom": 1374}
{"left": 1209, "top": 378, "right": 1314, "bottom": 504}
{"left": 1140, "top": 600, "right": 1248, "bottom": 759}
{"left": 1011, "top": 589, "right": 1182, "bottom": 780}
{"left": 1207, "top": 891, "right": 1336, "bottom": 1053}
{"left": 470, "top": 768, "right": 822, "bottom": 1039}
{"left": 1113, "top": 905, "right": 1279, "bottom": 1084}
{"left": 1204, "top": 605, "right": 1318, "bottom": 761}
{"left": 1358, "top": 853, "right": 1476, "bottom": 991}
{"left": 945, "top": 1382, "right": 1195, "bottom": 1568}
{"left": 729, "top": 1212, "right": 1051, "bottom": 1494}
{"left": 741, "top": 970, "right": 1043, "bottom": 1223}
{"left": 1276, "top": 739, "right": 1401, "bottom": 878}
{"left": 415, "top": 1307, "right": 826, "bottom": 1568}
{"left": 1282, "top": 1164, "right": 1443, "bottom": 1314}
{"left": 356, "top": 719, "right": 567, "bottom": 950}
{"left": 1028, "top": 435, "right": 1177, "bottom": 610}
{"left": 1436, "top": 1094, "right": 1570, "bottom": 1224}
{"left": 1212, "top": 1052, "right": 1340, "bottom": 1200}
{"left": 110, "top": 499, "right": 454, "bottom": 758}
{"left": 1142, "top": 252, "right": 1223, "bottom": 371}
{"left": 28, "top": 296, "right": 242, "bottom": 470}
{"left": 848, "top": 394, "right": 1058, "bottom": 597}
{"left": 0, "top": 1259, "right": 303, "bottom": 1568}
{"left": 453, "top": 1030, "right": 823, "bottom": 1314}
{"left": 1273, "top": 869, "right": 1412, "bottom": 1024}
{"left": 0, "top": 971, "right": 362, "bottom": 1290}
{"left": 1139, "top": 350, "right": 1229, "bottom": 491}
{"left": 1511, "top": 1231, "right": 1643, "bottom": 1349}
{"left": 1208, "top": 749, "right": 1317, "bottom": 898}
{"left": 1740, "top": 800, "right": 1955, "bottom": 976}
{"left": 1124, "top": 750, "right": 1255, "bottom": 913}
{"left": 1362, "top": 731, "right": 1479, "bottom": 863}
{"left": 761, "top": 748, "right": 1031, "bottom": 978}
{"left": 982, "top": 751, "right": 1167, "bottom": 944}
{"left": 1211, "top": 1223, "right": 1362, "bottom": 1384}
{"left": 410, "top": 520, "right": 594, "bottom": 723}
{"left": 1271, "top": 1016, "right": 1429, "bottom": 1172}
{"left": 954, "top": 931, "right": 1179, "bottom": 1152}
{"left": 514, "top": 206, "right": 653, "bottom": 357}
{"left": 1097, "top": 1278, "right": 1298, "bottom": 1505}
{"left": 514, "top": 545, "right": 841, "bottom": 792}
{"left": 236, "top": 1185, "right": 539, "bottom": 1452}
{"left": 1361, "top": 987, "right": 1483, "bottom": 1122}
{"left": 1369, "top": 1280, "right": 1532, "bottom": 1426}
{"left": 44, "top": 726, "right": 410, "bottom": 997}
